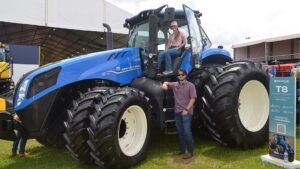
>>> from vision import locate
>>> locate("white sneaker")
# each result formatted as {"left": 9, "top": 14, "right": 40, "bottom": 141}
{"left": 162, "top": 70, "right": 173, "bottom": 75}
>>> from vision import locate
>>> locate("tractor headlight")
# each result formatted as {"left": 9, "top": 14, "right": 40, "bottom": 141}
{"left": 16, "top": 79, "right": 29, "bottom": 106}
{"left": 27, "top": 67, "right": 61, "bottom": 98}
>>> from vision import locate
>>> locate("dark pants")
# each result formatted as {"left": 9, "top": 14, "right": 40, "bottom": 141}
{"left": 174, "top": 112, "right": 194, "bottom": 155}
{"left": 157, "top": 47, "right": 182, "bottom": 71}
{"left": 12, "top": 131, "right": 27, "bottom": 154}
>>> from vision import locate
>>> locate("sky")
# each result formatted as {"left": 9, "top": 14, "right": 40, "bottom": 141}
{"left": 106, "top": 0, "right": 300, "bottom": 55}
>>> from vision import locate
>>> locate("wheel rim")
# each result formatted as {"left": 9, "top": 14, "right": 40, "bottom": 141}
{"left": 238, "top": 80, "right": 269, "bottom": 132}
{"left": 118, "top": 105, "right": 147, "bottom": 157}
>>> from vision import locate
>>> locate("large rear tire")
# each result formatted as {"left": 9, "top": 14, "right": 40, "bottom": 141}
{"left": 87, "top": 88, "right": 151, "bottom": 169}
{"left": 191, "top": 61, "right": 269, "bottom": 148}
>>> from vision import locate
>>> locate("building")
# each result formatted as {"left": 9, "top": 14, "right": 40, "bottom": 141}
{"left": 233, "top": 33, "right": 300, "bottom": 64}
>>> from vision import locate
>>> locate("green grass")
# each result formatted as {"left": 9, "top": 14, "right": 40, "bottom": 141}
{"left": 1, "top": 129, "right": 299, "bottom": 169}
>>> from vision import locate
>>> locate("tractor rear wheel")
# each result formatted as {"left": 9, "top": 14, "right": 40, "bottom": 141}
{"left": 191, "top": 61, "right": 269, "bottom": 148}
{"left": 87, "top": 88, "right": 151, "bottom": 169}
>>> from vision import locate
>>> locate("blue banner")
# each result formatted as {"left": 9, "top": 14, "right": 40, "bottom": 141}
{"left": 269, "top": 77, "right": 296, "bottom": 162}
{"left": 9, "top": 44, "right": 39, "bottom": 65}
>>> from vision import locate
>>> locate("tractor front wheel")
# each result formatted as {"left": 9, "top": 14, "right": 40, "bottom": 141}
{"left": 88, "top": 88, "right": 151, "bottom": 169}
{"left": 63, "top": 87, "right": 113, "bottom": 163}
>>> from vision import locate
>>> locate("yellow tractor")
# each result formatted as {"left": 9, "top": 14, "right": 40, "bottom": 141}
{"left": 0, "top": 45, "right": 14, "bottom": 96}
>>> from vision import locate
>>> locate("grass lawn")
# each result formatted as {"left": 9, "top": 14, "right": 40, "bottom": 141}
{"left": 1, "top": 128, "right": 299, "bottom": 169}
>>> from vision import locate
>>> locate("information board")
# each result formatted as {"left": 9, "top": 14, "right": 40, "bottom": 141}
{"left": 269, "top": 77, "right": 296, "bottom": 162}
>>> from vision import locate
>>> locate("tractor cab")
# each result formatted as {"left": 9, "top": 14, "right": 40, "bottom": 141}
{"left": 124, "top": 4, "right": 212, "bottom": 78}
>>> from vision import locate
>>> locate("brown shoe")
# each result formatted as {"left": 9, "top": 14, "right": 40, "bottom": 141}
{"left": 9, "top": 152, "right": 17, "bottom": 157}
{"left": 182, "top": 153, "right": 193, "bottom": 159}
{"left": 19, "top": 152, "right": 30, "bottom": 157}
{"left": 173, "top": 150, "right": 185, "bottom": 155}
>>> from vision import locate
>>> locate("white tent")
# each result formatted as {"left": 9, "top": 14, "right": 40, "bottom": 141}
{"left": 0, "top": 0, "right": 132, "bottom": 34}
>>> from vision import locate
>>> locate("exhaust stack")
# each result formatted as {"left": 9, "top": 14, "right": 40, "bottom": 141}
{"left": 103, "top": 23, "right": 113, "bottom": 50}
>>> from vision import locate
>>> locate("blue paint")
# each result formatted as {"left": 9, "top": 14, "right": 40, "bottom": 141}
{"left": 180, "top": 50, "right": 192, "bottom": 74}
{"left": 200, "top": 48, "right": 232, "bottom": 65}
{"left": 14, "top": 48, "right": 142, "bottom": 110}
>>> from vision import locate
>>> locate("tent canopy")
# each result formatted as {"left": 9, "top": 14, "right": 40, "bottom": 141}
{"left": 0, "top": 0, "right": 132, "bottom": 63}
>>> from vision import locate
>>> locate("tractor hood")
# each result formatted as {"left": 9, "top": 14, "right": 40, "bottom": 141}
{"left": 14, "top": 47, "right": 142, "bottom": 110}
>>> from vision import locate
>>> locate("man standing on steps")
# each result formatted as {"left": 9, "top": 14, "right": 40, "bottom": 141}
{"left": 162, "top": 68, "right": 197, "bottom": 159}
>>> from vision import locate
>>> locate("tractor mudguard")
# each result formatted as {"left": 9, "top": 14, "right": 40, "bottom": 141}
{"left": 0, "top": 111, "right": 28, "bottom": 141}
{"left": 200, "top": 48, "right": 232, "bottom": 65}
{"left": 131, "top": 77, "right": 165, "bottom": 129}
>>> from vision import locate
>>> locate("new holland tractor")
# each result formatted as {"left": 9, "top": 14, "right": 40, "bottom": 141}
{"left": 0, "top": 5, "right": 270, "bottom": 169}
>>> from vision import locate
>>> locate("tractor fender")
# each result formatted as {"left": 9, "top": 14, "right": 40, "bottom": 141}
{"left": 200, "top": 48, "right": 232, "bottom": 65}
{"left": 131, "top": 77, "right": 164, "bottom": 129}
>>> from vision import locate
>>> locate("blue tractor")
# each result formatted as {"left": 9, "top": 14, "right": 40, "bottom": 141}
{"left": 0, "top": 4, "right": 270, "bottom": 168}
{"left": 269, "top": 134, "right": 294, "bottom": 162}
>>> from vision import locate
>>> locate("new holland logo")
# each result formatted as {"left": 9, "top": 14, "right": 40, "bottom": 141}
{"left": 102, "top": 65, "right": 140, "bottom": 76}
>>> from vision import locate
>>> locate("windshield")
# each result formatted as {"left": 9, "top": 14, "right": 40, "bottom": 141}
{"left": 200, "top": 26, "right": 212, "bottom": 49}
{"left": 128, "top": 22, "right": 165, "bottom": 57}
{"left": 128, "top": 22, "right": 149, "bottom": 50}
{"left": 184, "top": 5, "right": 203, "bottom": 55}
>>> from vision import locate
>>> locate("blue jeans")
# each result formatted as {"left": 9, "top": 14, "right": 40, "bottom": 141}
{"left": 12, "top": 131, "right": 27, "bottom": 154}
{"left": 174, "top": 112, "right": 194, "bottom": 155}
{"left": 158, "top": 47, "right": 182, "bottom": 71}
